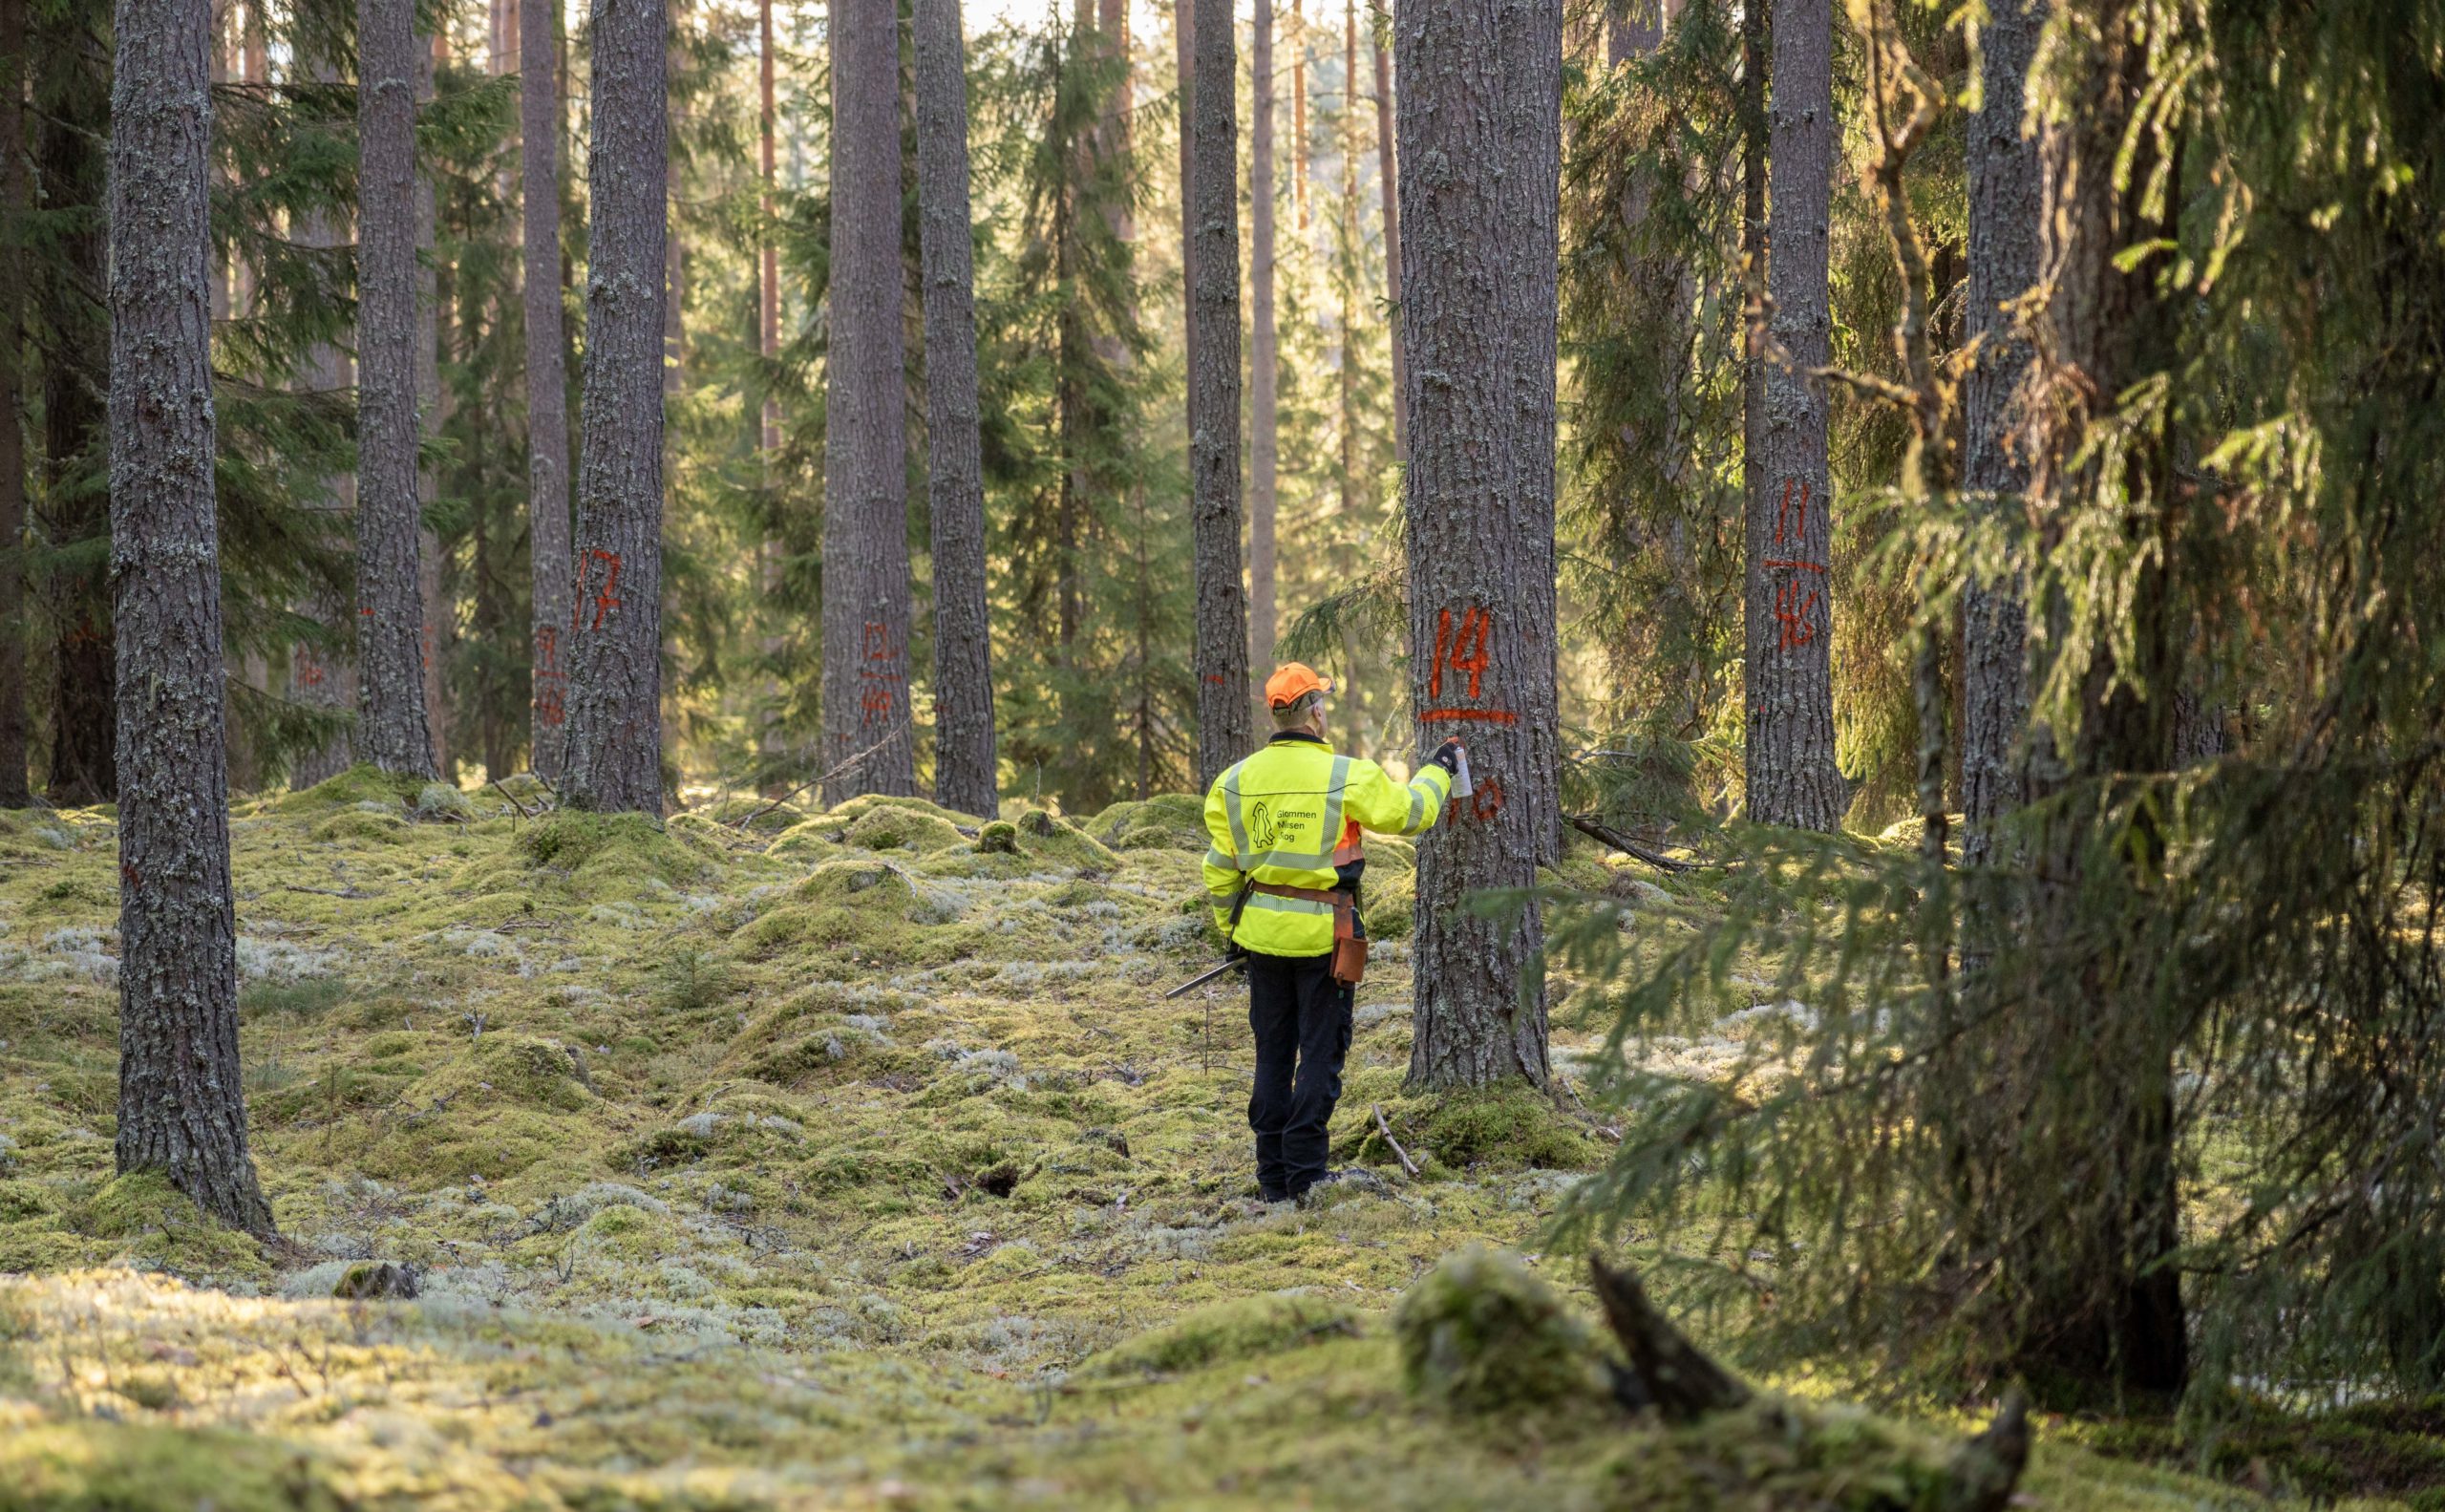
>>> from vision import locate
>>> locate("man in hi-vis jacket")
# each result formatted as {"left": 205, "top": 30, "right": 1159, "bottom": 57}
{"left": 1201, "top": 664, "right": 1463, "bottom": 1203}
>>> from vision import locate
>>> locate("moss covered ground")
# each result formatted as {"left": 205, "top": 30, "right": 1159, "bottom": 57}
{"left": 0, "top": 776, "right": 2365, "bottom": 1508}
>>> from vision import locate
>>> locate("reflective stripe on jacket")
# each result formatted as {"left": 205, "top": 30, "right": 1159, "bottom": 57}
{"left": 1202, "top": 734, "right": 1453, "bottom": 957}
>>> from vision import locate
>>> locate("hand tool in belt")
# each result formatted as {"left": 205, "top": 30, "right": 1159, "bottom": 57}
{"left": 1249, "top": 882, "right": 1369, "bottom": 985}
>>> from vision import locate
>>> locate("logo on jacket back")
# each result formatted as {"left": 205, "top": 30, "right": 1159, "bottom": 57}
{"left": 1248, "top": 800, "right": 1280, "bottom": 852}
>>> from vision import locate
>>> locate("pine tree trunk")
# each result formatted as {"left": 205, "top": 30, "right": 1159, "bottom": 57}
{"left": 1959, "top": 0, "right": 2044, "bottom": 864}
{"left": 757, "top": 0, "right": 777, "bottom": 455}
{"left": 523, "top": 0, "right": 570, "bottom": 778}
{"left": 37, "top": 30, "right": 114, "bottom": 805}
{"left": 1175, "top": 0, "right": 1194, "bottom": 421}
{"left": 1336, "top": 0, "right": 1354, "bottom": 530}
{"left": 562, "top": 0, "right": 668, "bottom": 813}
{"left": 1398, "top": 0, "right": 1562, "bottom": 1092}
{"left": 819, "top": 0, "right": 916, "bottom": 804}
{"left": 416, "top": 32, "right": 451, "bottom": 778}
{"left": 290, "top": 47, "right": 357, "bottom": 791}
{"left": 1248, "top": 0, "right": 1279, "bottom": 688}
{"left": 914, "top": 0, "right": 998, "bottom": 819}
{"left": 357, "top": 0, "right": 437, "bottom": 777}
{"left": 0, "top": 0, "right": 30, "bottom": 808}
{"left": 1289, "top": 0, "right": 1307, "bottom": 231}
{"left": 107, "top": 0, "right": 273, "bottom": 1235}
{"left": 1742, "top": 0, "right": 1841, "bottom": 830}
{"left": 1189, "top": 0, "right": 1250, "bottom": 782}
{"left": 1371, "top": 21, "right": 1405, "bottom": 466}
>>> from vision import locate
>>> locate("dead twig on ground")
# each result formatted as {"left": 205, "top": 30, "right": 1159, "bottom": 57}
{"left": 1371, "top": 1104, "right": 1422, "bottom": 1178}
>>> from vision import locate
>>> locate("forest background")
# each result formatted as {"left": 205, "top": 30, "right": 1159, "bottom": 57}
{"left": 0, "top": 0, "right": 1953, "bottom": 826}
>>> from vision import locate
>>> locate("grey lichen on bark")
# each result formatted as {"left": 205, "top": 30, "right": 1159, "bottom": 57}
{"left": 1397, "top": 0, "right": 1563, "bottom": 1092}
{"left": 562, "top": 0, "right": 669, "bottom": 814}
{"left": 913, "top": 0, "right": 999, "bottom": 819}
{"left": 107, "top": 0, "right": 275, "bottom": 1235}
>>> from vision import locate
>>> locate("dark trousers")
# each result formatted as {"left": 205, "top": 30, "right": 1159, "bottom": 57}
{"left": 1246, "top": 950, "right": 1353, "bottom": 1200}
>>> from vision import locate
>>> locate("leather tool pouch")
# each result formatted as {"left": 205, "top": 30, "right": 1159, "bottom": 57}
{"left": 1329, "top": 895, "right": 1368, "bottom": 987}
{"left": 1250, "top": 882, "right": 1368, "bottom": 987}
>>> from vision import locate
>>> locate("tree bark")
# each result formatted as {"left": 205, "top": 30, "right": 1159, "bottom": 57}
{"left": 2012, "top": 0, "right": 2187, "bottom": 1395}
{"left": 1741, "top": 0, "right": 1842, "bottom": 830}
{"left": 1248, "top": 0, "right": 1278, "bottom": 690}
{"left": 914, "top": 0, "right": 998, "bottom": 819}
{"left": 1398, "top": 0, "right": 1561, "bottom": 1092}
{"left": 1175, "top": 0, "right": 1194, "bottom": 435}
{"left": 1370, "top": 19, "right": 1405, "bottom": 466}
{"left": 522, "top": 0, "right": 569, "bottom": 777}
{"left": 36, "top": 27, "right": 114, "bottom": 805}
{"left": 562, "top": 0, "right": 668, "bottom": 813}
{"left": 757, "top": 0, "right": 777, "bottom": 454}
{"left": 1959, "top": 0, "right": 2044, "bottom": 865}
{"left": 356, "top": 0, "right": 437, "bottom": 777}
{"left": 1289, "top": 0, "right": 1307, "bottom": 231}
{"left": 1188, "top": 0, "right": 1249, "bottom": 783}
{"left": 819, "top": 0, "right": 916, "bottom": 803}
{"left": 289, "top": 48, "right": 355, "bottom": 790}
{"left": 107, "top": 0, "right": 273, "bottom": 1236}
{"left": 0, "top": 0, "right": 30, "bottom": 808}
{"left": 416, "top": 32, "right": 451, "bottom": 778}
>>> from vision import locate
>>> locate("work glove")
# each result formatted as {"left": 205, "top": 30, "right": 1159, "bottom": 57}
{"left": 1429, "top": 737, "right": 1465, "bottom": 775}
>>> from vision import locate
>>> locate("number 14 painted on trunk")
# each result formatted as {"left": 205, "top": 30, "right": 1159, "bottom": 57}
{"left": 1422, "top": 607, "right": 1519, "bottom": 726}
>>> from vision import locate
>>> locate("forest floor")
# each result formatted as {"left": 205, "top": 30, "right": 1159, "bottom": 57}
{"left": 0, "top": 773, "right": 2407, "bottom": 1509}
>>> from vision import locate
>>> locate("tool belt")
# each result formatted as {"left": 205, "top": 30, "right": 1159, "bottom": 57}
{"left": 1249, "top": 883, "right": 1368, "bottom": 987}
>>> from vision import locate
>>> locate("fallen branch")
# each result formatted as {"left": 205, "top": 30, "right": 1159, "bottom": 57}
{"left": 486, "top": 777, "right": 535, "bottom": 820}
{"left": 1587, "top": 1253, "right": 1751, "bottom": 1421}
{"left": 1371, "top": 1104, "right": 1421, "bottom": 1179}
{"left": 734, "top": 719, "right": 914, "bottom": 832}
{"left": 1565, "top": 814, "right": 1695, "bottom": 875}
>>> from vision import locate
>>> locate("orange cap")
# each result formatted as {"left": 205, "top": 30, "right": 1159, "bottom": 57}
{"left": 1265, "top": 662, "right": 1335, "bottom": 709}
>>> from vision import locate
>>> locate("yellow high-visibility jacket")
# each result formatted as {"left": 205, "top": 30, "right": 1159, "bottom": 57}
{"left": 1202, "top": 732, "right": 1453, "bottom": 957}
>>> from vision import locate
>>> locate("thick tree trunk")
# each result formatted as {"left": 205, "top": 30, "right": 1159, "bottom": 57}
{"left": 1248, "top": 0, "right": 1278, "bottom": 688}
{"left": 290, "top": 54, "right": 356, "bottom": 791}
{"left": 356, "top": 0, "right": 437, "bottom": 777}
{"left": 563, "top": 0, "right": 668, "bottom": 813}
{"left": 416, "top": 32, "right": 451, "bottom": 778}
{"left": 37, "top": 31, "right": 114, "bottom": 805}
{"left": 1188, "top": 0, "right": 1249, "bottom": 783}
{"left": 1398, "top": 0, "right": 1561, "bottom": 1092}
{"left": 819, "top": 0, "right": 916, "bottom": 803}
{"left": 2002, "top": 0, "right": 2185, "bottom": 1395}
{"left": 107, "top": 0, "right": 273, "bottom": 1236}
{"left": 523, "top": 0, "right": 570, "bottom": 777}
{"left": 0, "top": 0, "right": 29, "bottom": 808}
{"left": 1959, "top": 0, "right": 2044, "bottom": 865}
{"left": 1371, "top": 22, "right": 1405, "bottom": 466}
{"left": 1175, "top": 0, "right": 1194, "bottom": 424}
{"left": 914, "top": 0, "right": 998, "bottom": 819}
{"left": 1741, "top": 0, "right": 1841, "bottom": 830}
